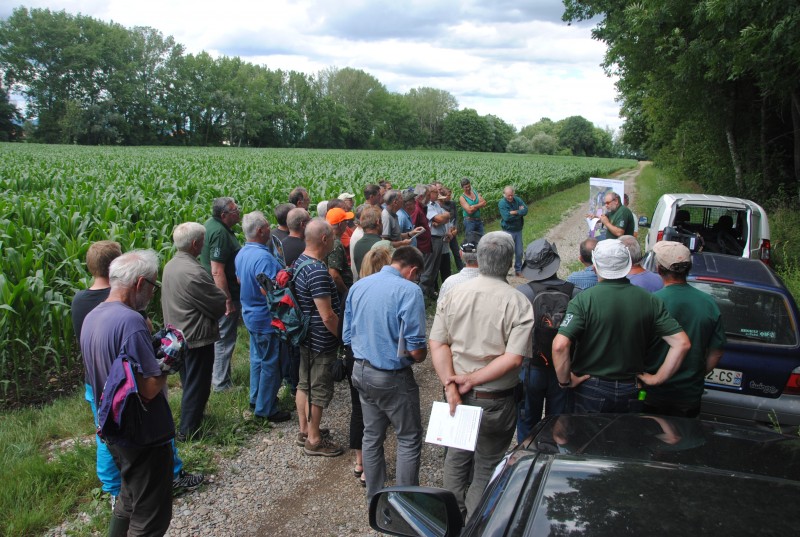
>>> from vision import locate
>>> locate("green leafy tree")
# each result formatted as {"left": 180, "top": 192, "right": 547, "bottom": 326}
{"left": 0, "top": 86, "right": 21, "bottom": 141}
{"left": 507, "top": 135, "right": 534, "bottom": 154}
{"left": 485, "top": 114, "right": 516, "bottom": 153}
{"left": 442, "top": 108, "right": 491, "bottom": 152}
{"left": 531, "top": 133, "right": 558, "bottom": 155}
{"left": 557, "top": 115, "right": 596, "bottom": 156}
{"left": 404, "top": 87, "right": 458, "bottom": 147}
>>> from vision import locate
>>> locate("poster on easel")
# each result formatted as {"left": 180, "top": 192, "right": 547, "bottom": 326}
{"left": 587, "top": 178, "right": 625, "bottom": 237}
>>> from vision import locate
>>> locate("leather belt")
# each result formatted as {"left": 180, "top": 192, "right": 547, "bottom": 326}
{"left": 468, "top": 387, "right": 516, "bottom": 400}
{"left": 354, "top": 358, "right": 408, "bottom": 374}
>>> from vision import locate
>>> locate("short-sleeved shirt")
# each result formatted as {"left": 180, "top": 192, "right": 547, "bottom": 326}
{"left": 72, "top": 287, "right": 111, "bottom": 344}
{"left": 235, "top": 242, "right": 281, "bottom": 334}
{"left": 381, "top": 208, "right": 402, "bottom": 241}
{"left": 427, "top": 202, "right": 447, "bottom": 237}
{"left": 326, "top": 238, "right": 353, "bottom": 290}
{"left": 281, "top": 236, "right": 306, "bottom": 268}
{"left": 353, "top": 233, "right": 382, "bottom": 275}
{"left": 629, "top": 270, "right": 664, "bottom": 293}
{"left": 605, "top": 204, "right": 635, "bottom": 238}
{"left": 200, "top": 216, "right": 241, "bottom": 300}
{"left": 430, "top": 275, "right": 534, "bottom": 391}
{"left": 80, "top": 301, "right": 163, "bottom": 403}
{"left": 293, "top": 253, "right": 341, "bottom": 353}
{"left": 558, "top": 279, "right": 682, "bottom": 380}
{"left": 646, "top": 284, "right": 726, "bottom": 402}
{"left": 343, "top": 265, "right": 426, "bottom": 370}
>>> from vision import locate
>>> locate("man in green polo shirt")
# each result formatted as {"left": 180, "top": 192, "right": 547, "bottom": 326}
{"left": 599, "top": 191, "right": 634, "bottom": 239}
{"left": 552, "top": 239, "right": 690, "bottom": 413}
{"left": 200, "top": 196, "right": 242, "bottom": 392}
{"left": 643, "top": 241, "right": 726, "bottom": 417}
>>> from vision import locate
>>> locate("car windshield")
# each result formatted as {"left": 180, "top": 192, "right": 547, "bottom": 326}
{"left": 689, "top": 281, "right": 797, "bottom": 345}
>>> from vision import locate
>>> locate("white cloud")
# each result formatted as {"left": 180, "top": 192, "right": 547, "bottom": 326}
{"left": 5, "top": 0, "right": 621, "bottom": 130}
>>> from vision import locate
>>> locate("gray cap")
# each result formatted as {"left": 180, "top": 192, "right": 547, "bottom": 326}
{"left": 521, "top": 239, "right": 561, "bottom": 280}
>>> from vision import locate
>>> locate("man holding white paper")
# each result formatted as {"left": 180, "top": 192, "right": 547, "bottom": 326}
{"left": 343, "top": 246, "right": 428, "bottom": 501}
{"left": 430, "top": 231, "right": 534, "bottom": 522}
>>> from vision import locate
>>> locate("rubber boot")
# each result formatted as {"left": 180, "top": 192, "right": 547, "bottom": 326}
{"left": 108, "top": 515, "right": 130, "bottom": 537}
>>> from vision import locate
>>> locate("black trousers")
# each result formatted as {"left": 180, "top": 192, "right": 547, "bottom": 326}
{"left": 108, "top": 442, "right": 173, "bottom": 537}
{"left": 178, "top": 344, "right": 214, "bottom": 437}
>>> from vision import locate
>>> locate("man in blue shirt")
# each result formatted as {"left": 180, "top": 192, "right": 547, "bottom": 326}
{"left": 235, "top": 211, "right": 290, "bottom": 423}
{"left": 498, "top": 186, "right": 529, "bottom": 276}
{"left": 343, "top": 246, "right": 428, "bottom": 501}
{"left": 566, "top": 238, "right": 599, "bottom": 290}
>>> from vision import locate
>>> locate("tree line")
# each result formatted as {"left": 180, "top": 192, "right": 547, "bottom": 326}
{"left": 563, "top": 0, "right": 800, "bottom": 201}
{"left": 0, "top": 6, "right": 616, "bottom": 157}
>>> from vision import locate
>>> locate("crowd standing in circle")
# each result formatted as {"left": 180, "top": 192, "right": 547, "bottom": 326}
{"left": 71, "top": 179, "right": 718, "bottom": 534}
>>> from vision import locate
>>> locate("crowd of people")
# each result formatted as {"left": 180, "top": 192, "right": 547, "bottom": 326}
{"left": 72, "top": 180, "right": 725, "bottom": 534}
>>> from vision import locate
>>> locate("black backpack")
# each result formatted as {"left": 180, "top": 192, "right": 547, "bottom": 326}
{"left": 527, "top": 281, "right": 574, "bottom": 368}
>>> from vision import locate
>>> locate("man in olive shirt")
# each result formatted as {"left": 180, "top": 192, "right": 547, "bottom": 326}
{"left": 552, "top": 239, "right": 690, "bottom": 413}
{"left": 430, "top": 231, "right": 534, "bottom": 521}
{"left": 200, "top": 196, "right": 242, "bottom": 392}
{"left": 599, "top": 191, "right": 635, "bottom": 239}
{"left": 644, "top": 241, "right": 725, "bottom": 417}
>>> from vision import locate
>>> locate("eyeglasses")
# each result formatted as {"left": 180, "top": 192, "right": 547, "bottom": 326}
{"left": 142, "top": 277, "right": 161, "bottom": 289}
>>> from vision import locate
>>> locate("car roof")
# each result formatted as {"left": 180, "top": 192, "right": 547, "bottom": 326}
{"left": 689, "top": 252, "right": 785, "bottom": 288}
{"left": 661, "top": 193, "right": 766, "bottom": 211}
{"left": 525, "top": 414, "right": 800, "bottom": 481}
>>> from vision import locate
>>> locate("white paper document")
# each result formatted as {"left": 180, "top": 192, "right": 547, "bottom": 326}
{"left": 425, "top": 401, "right": 483, "bottom": 451}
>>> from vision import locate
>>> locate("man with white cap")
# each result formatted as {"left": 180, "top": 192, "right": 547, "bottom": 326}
{"left": 643, "top": 241, "right": 725, "bottom": 417}
{"left": 551, "top": 239, "right": 690, "bottom": 413}
{"left": 338, "top": 192, "right": 355, "bottom": 212}
{"left": 515, "top": 239, "right": 580, "bottom": 442}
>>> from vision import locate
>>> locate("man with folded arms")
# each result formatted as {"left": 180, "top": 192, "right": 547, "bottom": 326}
{"left": 430, "top": 231, "right": 534, "bottom": 521}
{"left": 344, "top": 246, "right": 427, "bottom": 501}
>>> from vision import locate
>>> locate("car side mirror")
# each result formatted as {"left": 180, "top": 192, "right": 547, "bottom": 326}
{"left": 638, "top": 216, "right": 650, "bottom": 228}
{"left": 369, "top": 486, "right": 464, "bottom": 537}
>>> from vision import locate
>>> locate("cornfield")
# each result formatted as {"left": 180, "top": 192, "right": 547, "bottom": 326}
{"left": 0, "top": 143, "right": 635, "bottom": 404}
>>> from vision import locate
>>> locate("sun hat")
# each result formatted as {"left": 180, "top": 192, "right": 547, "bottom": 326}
{"left": 338, "top": 192, "right": 355, "bottom": 200}
{"left": 592, "top": 239, "right": 632, "bottom": 279}
{"left": 653, "top": 241, "right": 692, "bottom": 271}
{"left": 325, "top": 207, "right": 354, "bottom": 225}
{"left": 521, "top": 239, "right": 561, "bottom": 280}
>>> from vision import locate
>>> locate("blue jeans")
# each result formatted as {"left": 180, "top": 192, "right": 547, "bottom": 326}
{"left": 517, "top": 365, "right": 571, "bottom": 443}
{"left": 506, "top": 230, "right": 524, "bottom": 273}
{"left": 572, "top": 377, "right": 642, "bottom": 414}
{"left": 352, "top": 361, "right": 422, "bottom": 502}
{"left": 463, "top": 219, "right": 484, "bottom": 240}
{"left": 213, "top": 301, "right": 241, "bottom": 391}
{"left": 85, "top": 384, "right": 183, "bottom": 496}
{"left": 249, "top": 331, "right": 282, "bottom": 418}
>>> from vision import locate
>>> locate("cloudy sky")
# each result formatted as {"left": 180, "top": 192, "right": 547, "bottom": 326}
{"left": 3, "top": 1, "right": 620, "bottom": 130}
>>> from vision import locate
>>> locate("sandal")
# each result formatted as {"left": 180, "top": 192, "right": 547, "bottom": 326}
{"left": 353, "top": 463, "right": 363, "bottom": 478}
{"left": 360, "top": 475, "right": 366, "bottom": 488}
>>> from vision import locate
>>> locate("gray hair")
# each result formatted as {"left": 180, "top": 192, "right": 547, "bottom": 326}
{"left": 461, "top": 249, "right": 478, "bottom": 266}
{"left": 212, "top": 197, "right": 237, "bottom": 218}
{"left": 402, "top": 190, "right": 416, "bottom": 204}
{"left": 413, "top": 184, "right": 428, "bottom": 199}
{"left": 619, "top": 235, "right": 643, "bottom": 265}
{"left": 173, "top": 222, "right": 205, "bottom": 252}
{"left": 242, "top": 211, "right": 269, "bottom": 240}
{"left": 383, "top": 189, "right": 400, "bottom": 206}
{"left": 287, "top": 208, "right": 311, "bottom": 232}
{"left": 109, "top": 249, "right": 159, "bottom": 289}
{"left": 477, "top": 231, "right": 514, "bottom": 277}
{"left": 304, "top": 217, "right": 333, "bottom": 247}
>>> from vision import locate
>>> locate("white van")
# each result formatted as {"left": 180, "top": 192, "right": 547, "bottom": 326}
{"left": 641, "top": 194, "right": 771, "bottom": 263}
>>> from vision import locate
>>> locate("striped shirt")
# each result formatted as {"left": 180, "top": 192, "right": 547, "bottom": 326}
{"left": 293, "top": 253, "right": 341, "bottom": 353}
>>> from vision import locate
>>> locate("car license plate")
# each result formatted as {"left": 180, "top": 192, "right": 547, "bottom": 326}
{"left": 705, "top": 368, "right": 743, "bottom": 387}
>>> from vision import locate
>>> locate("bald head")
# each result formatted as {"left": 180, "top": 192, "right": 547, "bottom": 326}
{"left": 304, "top": 217, "right": 333, "bottom": 248}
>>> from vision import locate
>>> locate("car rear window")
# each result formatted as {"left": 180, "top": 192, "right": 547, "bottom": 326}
{"left": 689, "top": 281, "right": 798, "bottom": 346}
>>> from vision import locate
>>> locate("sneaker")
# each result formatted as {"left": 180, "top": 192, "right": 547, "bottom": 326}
{"left": 267, "top": 410, "right": 292, "bottom": 423}
{"left": 303, "top": 436, "right": 343, "bottom": 457}
{"left": 295, "top": 428, "right": 331, "bottom": 447}
{"left": 173, "top": 470, "right": 204, "bottom": 493}
{"left": 110, "top": 494, "right": 118, "bottom": 511}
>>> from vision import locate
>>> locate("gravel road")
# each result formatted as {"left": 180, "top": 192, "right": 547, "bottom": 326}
{"left": 49, "top": 166, "right": 642, "bottom": 537}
